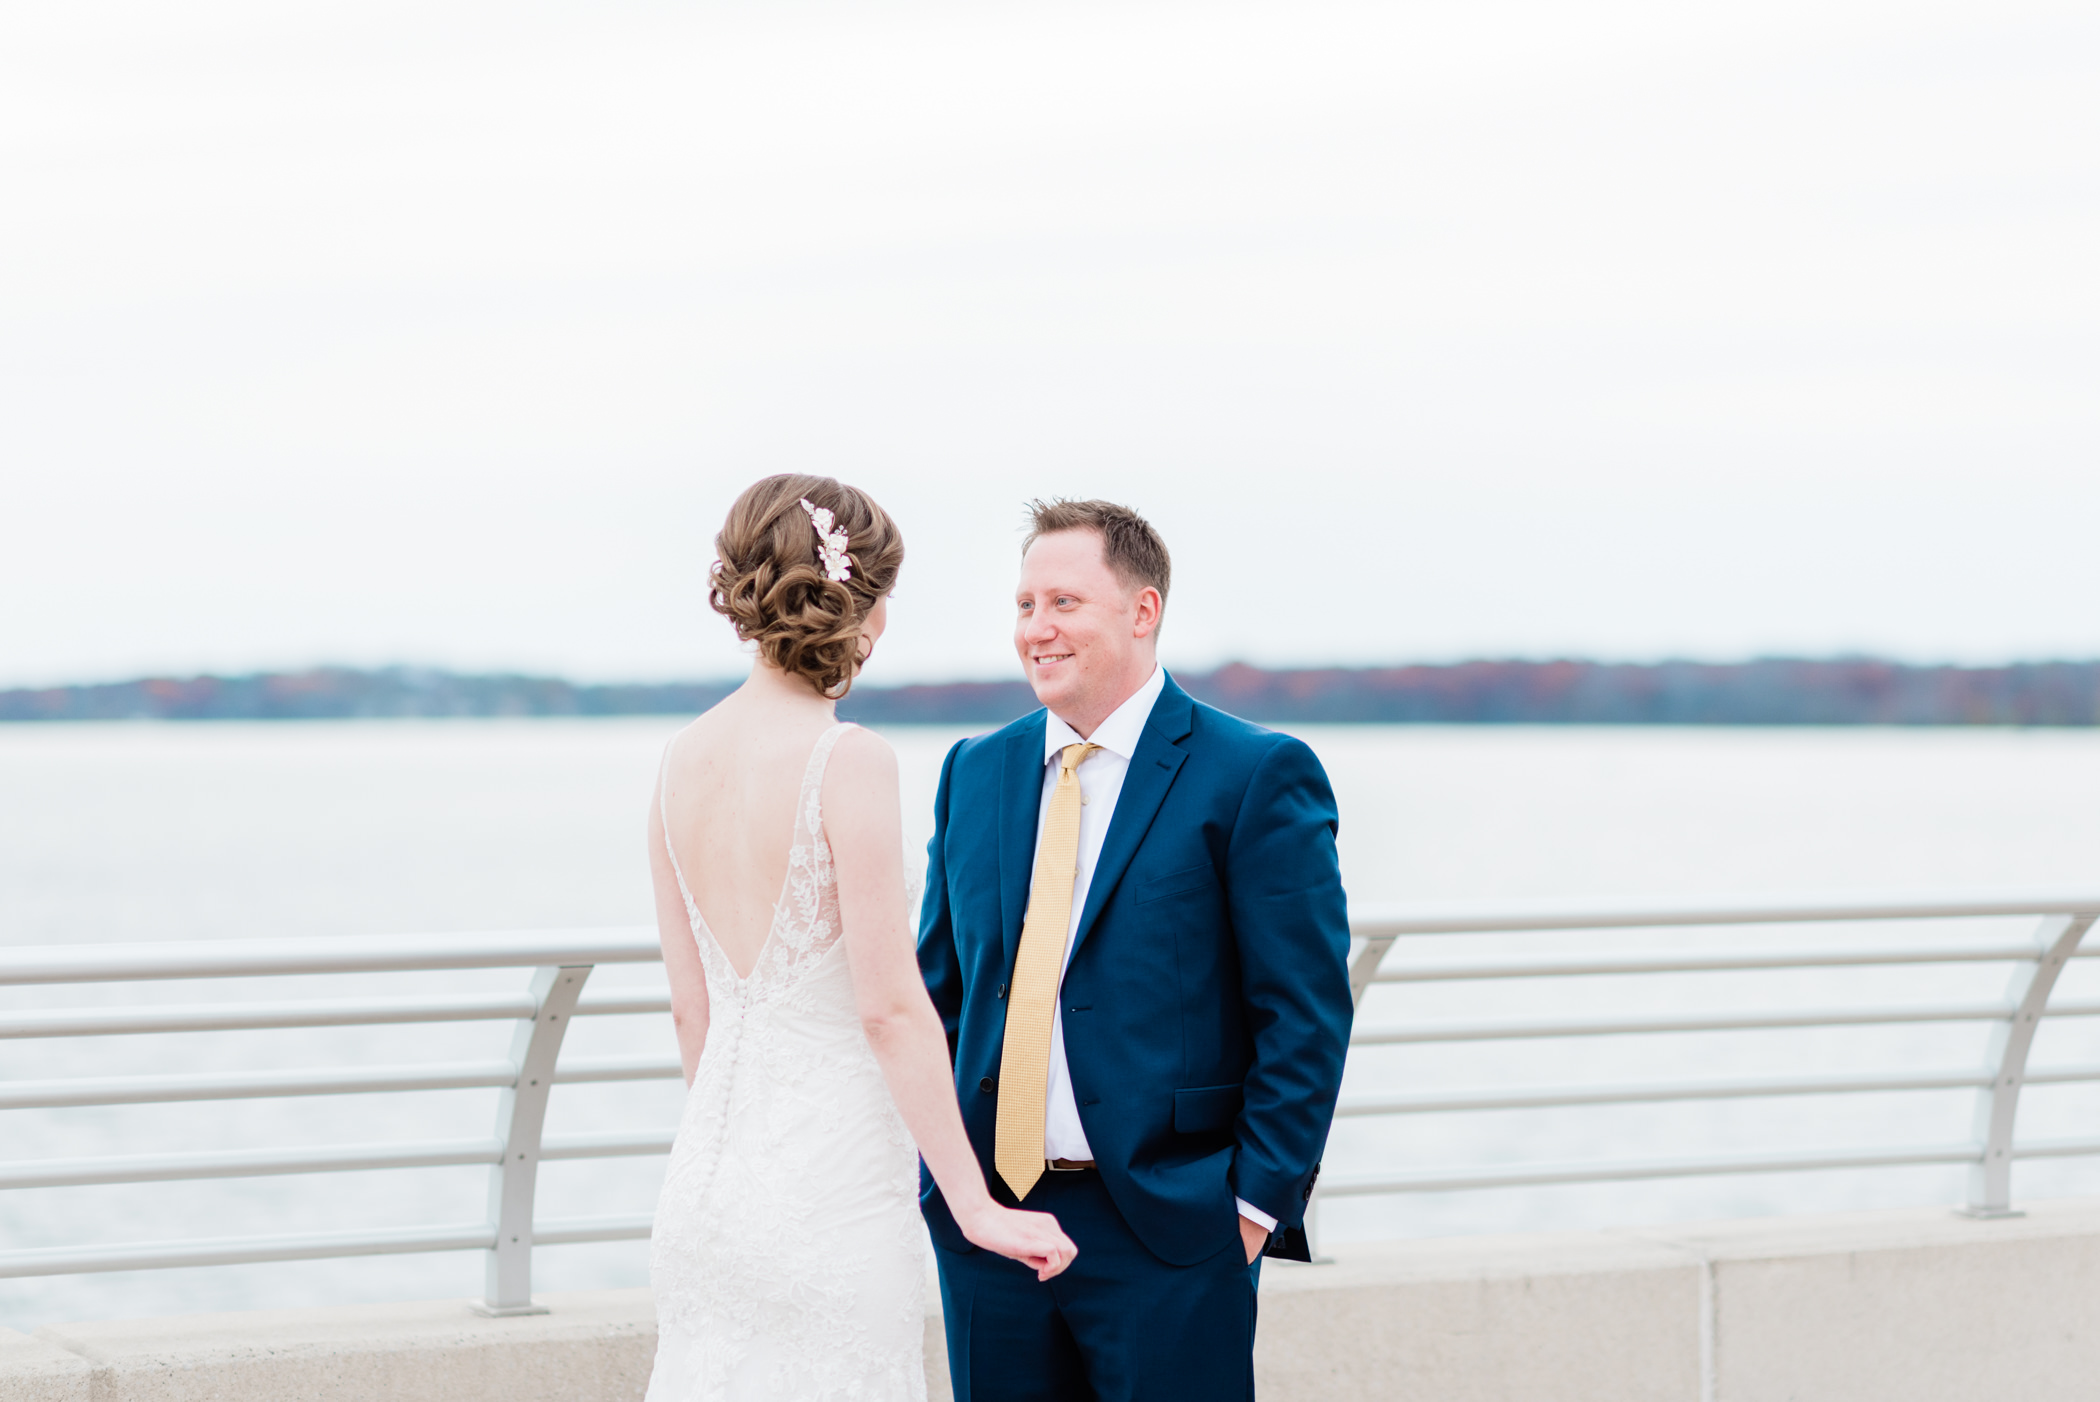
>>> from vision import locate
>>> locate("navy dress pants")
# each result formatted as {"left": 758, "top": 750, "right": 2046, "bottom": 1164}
{"left": 932, "top": 1170, "right": 1260, "bottom": 1402}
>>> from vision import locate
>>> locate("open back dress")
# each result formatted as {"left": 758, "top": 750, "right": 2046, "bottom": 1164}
{"left": 645, "top": 721, "right": 927, "bottom": 1402}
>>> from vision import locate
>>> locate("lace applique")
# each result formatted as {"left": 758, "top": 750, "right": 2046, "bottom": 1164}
{"left": 649, "top": 722, "right": 927, "bottom": 1402}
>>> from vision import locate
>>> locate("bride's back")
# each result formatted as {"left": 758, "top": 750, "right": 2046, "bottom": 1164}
{"left": 654, "top": 474, "right": 902, "bottom": 986}
{"left": 660, "top": 696, "right": 838, "bottom": 979}
{"left": 645, "top": 476, "right": 933, "bottom": 1402}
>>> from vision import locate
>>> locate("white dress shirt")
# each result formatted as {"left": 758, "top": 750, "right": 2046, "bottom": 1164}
{"left": 1032, "top": 664, "right": 1276, "bottom": 1234}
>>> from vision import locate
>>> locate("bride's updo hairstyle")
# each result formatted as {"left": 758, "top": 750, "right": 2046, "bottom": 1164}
{"left": 709, "top": 474, "right": 904, "bottom": 696}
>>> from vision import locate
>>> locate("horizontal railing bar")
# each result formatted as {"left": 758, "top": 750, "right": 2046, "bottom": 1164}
{"left": 1350, "top": 891, "right": 2100, "bottom": 938}
{"left": 0, "top": 1138, "right": 505, "bottom": 1190}
{"left": 533, "top": 1213, "right": 655, "bottom": 1245}
{"left": 1349, "top": 1001, "right": 2057, "bottom": 1044}
{"left": 1336, "top": 1063, "right": 2100, "bottom": 1116}
{"left": 6, "top": 893, "right": 2092, "bottom": 989}
{"left": 6, "top": 891, "right": 2091, "bottom": 989}
{"left": 2037, "top": 1000, "right": 2100, "bottom": 1018}
{"left": 541, "top": 1129, "right": 676, "bottom": 1159}
{"left": 0, "top": 993, "right": 537, "bottom": 1039}
{"left": 0, "top": 1223, "right": 502, "bottom": 1279}
{"left": 1370, "top": 943, "right": 2048, "bottom": 983}
{"left": 0, "top": 928, "right": 661, "bottom": 985}
{"left": 2012, "top": 1137, "right": 2100, "bottom": 1161}
{"left": 0, "top": 1215, "right": 653, "bottom": 1279}
{"left": 0, "top": 1054, "right": 682, "bottom": 1108}
{"left": 556, "top": 1055, "right": 683, "bottom": 1083}
{"left": 0, "top": 1060, "right": 520, "bottom": 1109}
{"left": 1321, "top": 1142, "right": 1983, "bottom": 1196}
{"left": 574, "top": 991, "right": 673, "bottom": 1017}
{"left": 0, "top": 1126, "right": 680, "bottom": 1190}
{"left": 22, "top": 996, "right": 2072, "bottom": 1047}
{"left": 1335, "top": 1067, "right": 2000, "bottom": 1116}
{"left": 25, "top": 1122, "right": 2098, "bottom": 1276}
{"left": 2018, "top": 1063, "right": 2100, "bottom": 1086}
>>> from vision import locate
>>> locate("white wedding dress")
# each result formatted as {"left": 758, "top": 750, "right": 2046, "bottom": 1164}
{"left": 646, "top": 722, "right": 928, "bottom": 1402}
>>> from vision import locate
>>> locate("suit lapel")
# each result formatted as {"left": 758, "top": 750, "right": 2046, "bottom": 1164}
{"left": 1066, "top": 678, "right": 1195, "bottom": 966}
{"left": 998, "top": 715, "right": 1047, "bottom": 972}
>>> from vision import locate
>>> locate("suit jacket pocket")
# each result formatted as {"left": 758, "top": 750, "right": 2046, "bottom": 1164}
{"left": 1173, "top": 1083, "right": 1243, "bottom": 1134}
{"left": 1136, "top": 861, "right": 1220, "bottom": 904}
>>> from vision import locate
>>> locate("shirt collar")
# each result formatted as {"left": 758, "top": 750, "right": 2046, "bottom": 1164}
{"left": 1044, "top": 665, "right": 1167, "bottom": 765}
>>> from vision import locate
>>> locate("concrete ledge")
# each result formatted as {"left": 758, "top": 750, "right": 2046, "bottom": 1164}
{"left": 1254, "top": 1231, "right": 1703, "bottom": 1401}
{"left": 33, "top": 1291, "right": 658, "bottom": 1402}
{"left": 0, "top": 1331, "right": 91, "bottom": 1402}
{"left": 14, "top": 1199, "right": 2100, "bottom": 1400}
{"left": 1634, "top": 1196, "right": 2100, "bottom": 1402}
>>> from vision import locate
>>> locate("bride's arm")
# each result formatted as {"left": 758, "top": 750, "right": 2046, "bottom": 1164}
{"left": 647, "top": 789, "right": 710, "bottom": 1085}
{"left": 827, "top": 729, "right": 1076, "bottom": 1281}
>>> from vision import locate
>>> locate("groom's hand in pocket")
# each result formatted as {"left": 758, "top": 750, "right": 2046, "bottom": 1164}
{"left": 1239, "top": 1213, "right": 1269, "bottom": 1264}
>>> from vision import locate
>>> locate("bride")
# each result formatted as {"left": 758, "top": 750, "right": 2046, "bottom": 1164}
{"left": 643, "top": 475, "right": 1076, "bottom": 1401}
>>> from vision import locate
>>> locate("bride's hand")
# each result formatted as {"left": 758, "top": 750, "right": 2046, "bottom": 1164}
{"left": 954, "top": 1200, "right": 1078, "bottom": 1281}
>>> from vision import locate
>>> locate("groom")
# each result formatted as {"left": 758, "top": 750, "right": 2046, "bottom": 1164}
{"left": 918, "top": 499, "right": 1353, "bottom": 1400}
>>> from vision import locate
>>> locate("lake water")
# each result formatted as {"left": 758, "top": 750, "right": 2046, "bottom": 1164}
{"left": 6, "top": 719, "right": 2100, "bottom": 1329}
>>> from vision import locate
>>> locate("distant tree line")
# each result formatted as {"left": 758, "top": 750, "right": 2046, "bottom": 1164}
{"left": 0, "top": 669, "right": 739, "bottom": 722}
{"left": 1181, "top": 659, "right": 2100, "bottom": 725}
{"left": 5, "top": 659, "right": 2100, "bottom": 725}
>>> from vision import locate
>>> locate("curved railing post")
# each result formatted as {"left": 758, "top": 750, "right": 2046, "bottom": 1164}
{"left": 474, "top": 963, "right": 591, "bottom": 1315}
{"left": 1961, "top": 913, "right": 2095, "bottom": 1218}
{"left": 1348, "top": 933, "right": 1396, "bottom": 1010}
{"left": 1307, "top": 934, "right": 1396, "bottom": 1265}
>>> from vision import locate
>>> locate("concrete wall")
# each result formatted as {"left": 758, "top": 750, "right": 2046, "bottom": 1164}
{"left": 2, "top": 1291, "right": 658, "bottom": 1402}
{"left": 11, "top": 1197, "right": 2100, "bottom": 1401}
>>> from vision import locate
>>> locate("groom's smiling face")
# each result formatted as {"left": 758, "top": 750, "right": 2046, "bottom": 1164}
{"left": 1014, "top": 528, "right": 1161, "bottom": 735}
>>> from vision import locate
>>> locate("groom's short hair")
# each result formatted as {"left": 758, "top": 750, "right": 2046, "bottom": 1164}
{"left": 1023, "top": 499, "right": 1171, "bottom": 605}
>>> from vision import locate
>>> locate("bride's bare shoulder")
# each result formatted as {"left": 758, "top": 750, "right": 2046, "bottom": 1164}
{"left": 825, "top": 725, "right": 899, "bottom": 800}
{"left": 659, "top": 711, "right": 722, "bottom": 772}
{"left": 667, "top": 691, "right": 768, "bottom": 757}
{"left": 830, "top": 723, "right": 897, "bottom": 772}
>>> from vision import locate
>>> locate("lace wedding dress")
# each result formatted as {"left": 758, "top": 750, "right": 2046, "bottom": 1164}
{"left": 646, "top": 722, "right": 928, "bottom": 1402}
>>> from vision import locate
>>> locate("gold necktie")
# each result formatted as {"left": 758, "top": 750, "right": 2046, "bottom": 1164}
{"left": 994, "top": 741, "right": 1101, "bottom": 1201}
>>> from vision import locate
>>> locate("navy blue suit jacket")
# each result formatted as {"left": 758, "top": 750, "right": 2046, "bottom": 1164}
{"left": 917, "top": 675, "right": 1353, "bottom": 1267}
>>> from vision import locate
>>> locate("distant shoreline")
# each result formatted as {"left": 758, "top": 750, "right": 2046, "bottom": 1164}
{"left": 5, "top": 659, "right": 2100, "bottom": 726}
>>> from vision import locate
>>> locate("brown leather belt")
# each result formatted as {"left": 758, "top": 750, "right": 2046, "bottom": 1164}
{"left": 1046, "top": 1158, "right": 1095, "bottom": 1172}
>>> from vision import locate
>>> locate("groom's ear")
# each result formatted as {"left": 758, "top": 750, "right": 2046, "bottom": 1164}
{"left": 1131, "top": 585, "right": 1163, "bottom": 640}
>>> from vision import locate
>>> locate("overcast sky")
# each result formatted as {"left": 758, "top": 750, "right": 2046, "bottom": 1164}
{"left": 3, "top": 0, "right": 2096, "bottom": 687}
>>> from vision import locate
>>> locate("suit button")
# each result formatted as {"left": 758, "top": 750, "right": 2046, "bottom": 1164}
{"left": 979, "top": 1076, "right": 996, "bottom": 1093}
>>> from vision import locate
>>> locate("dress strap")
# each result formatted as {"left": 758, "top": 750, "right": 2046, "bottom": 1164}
{"left": 795, "top": 722, "right": 857, "bottom": 844}
{"left": 657, "top": 736, "right": 701, "bottom": 920}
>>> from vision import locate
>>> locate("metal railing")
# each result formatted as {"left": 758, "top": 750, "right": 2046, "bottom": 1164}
{"left": 0, "top": 929, "right": 676, "bottom": 1314}
{"left": 5, "top": 889, "right": 2099, "bottom": 1305}
{"left": 1316, "top": 890, "right": 2100, "bottom": 1246}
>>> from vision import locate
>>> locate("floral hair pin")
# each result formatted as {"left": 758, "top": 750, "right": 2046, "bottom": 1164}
{"left": 798, "top": 498, "right": 853, "bottom": 583}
